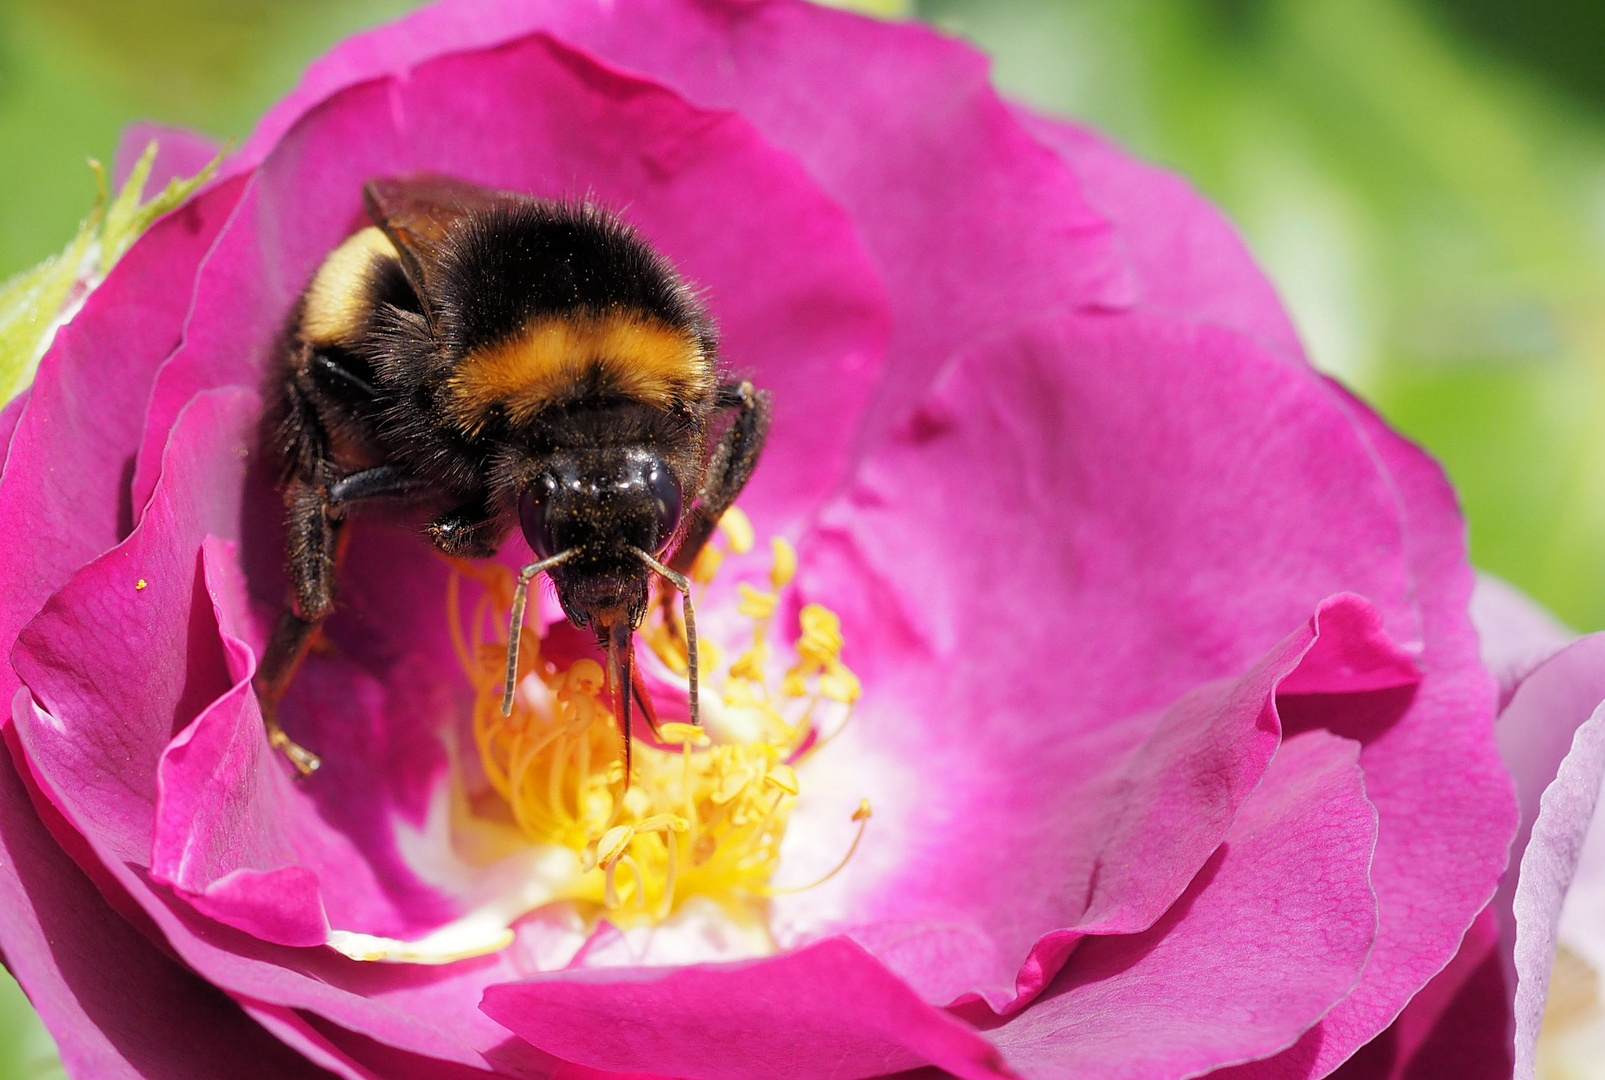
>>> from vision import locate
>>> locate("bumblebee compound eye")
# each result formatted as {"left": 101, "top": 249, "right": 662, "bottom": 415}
{"left": 518, "top": 472, "right": 561, "bottom": 559}
{"left": 645, "top": 458, "right": 682, "bottom": 554}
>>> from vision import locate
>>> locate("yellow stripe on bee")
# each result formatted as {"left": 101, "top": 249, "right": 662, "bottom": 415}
{"left": 302, "top": 227, "right": 399, "bottom": 345}
{"left": 447, "top": 313, "right": 713, "bottom": 428}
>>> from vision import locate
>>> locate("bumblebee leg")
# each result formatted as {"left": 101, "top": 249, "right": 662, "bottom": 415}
{"left": 429, "top": 497, "right": 512, "bottom": 559}
{"left": 257, "top": 466, "right": 429, "bottom": 776}
{"left": 256, "top": 478, "right": 342, "bottom": 776}
{"left": 258, "top": 611, "right": 325, "bottom": 776}
{"left": 668, "top": 380, "right": 771, "bottom": 576}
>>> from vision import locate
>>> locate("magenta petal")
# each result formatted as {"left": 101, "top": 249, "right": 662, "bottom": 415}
{"left": 481, "top": 937, "right": 1010, "bottom": 1080}
{"left": 1317, "top": 905, "right": 1511, "bottom": 1080}
{"left": 801, "top": 593, "right": 1410, "bottom": 1013}
{"left": 1237, "top": 392, "right": 1517, "bottom": 1076}
{"left": 0, "top": 387, "right": 26, "bottom": 463}
{"left": 1012, "top": 109, "right": 1306, "bottom": 367}
{"left": 778, "top": 307, "right": 1416, "bottom": 1004}
{"left": 12, "top": 388, "right": 256, "bottom": 873}
{"left": 0, "top": 731, "right": 329, "bottom": 1079}
{"left": 175, "top": 866, "right": 327, "bottom": 949}
{"left": 987, "top": 731, "right": 1377, "bottom": 1080}
{"left": 23, "top": 408, "right": 446, "bottom": 948}
{"left": 114, "top": 122, "right": 223, "bottom": 190}
{"left": 10, "top": 701, "right": 568, "bottom": 1073}
{"left": 150, "top": 536, "right": 328, "bottom": 947}
{"left": 1471, "top": 573, "right": 1575, "bottom": 709}
{"left": 9, "top": 456, "right": 571, "bottom": 1070}
{"left": 240, "top": 999, "right": 540, "bottom": 1080}
{"left": 0, "top": 176, "right": 244, "bottom": 712}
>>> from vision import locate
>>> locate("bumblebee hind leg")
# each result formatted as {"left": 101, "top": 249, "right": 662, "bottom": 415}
{"left": 257, "top": 465, "right": 431, "bottom": 776}
{"left": 256, "top": 477, "right": 345, "bottom": 776}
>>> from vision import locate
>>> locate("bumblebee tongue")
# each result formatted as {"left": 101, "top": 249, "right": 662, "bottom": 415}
{"left": 605, "top": 620, "right": 635, "bottom": 790}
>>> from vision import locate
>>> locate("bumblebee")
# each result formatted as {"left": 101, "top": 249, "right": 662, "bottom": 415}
{"left": 258, "top": 176, "right": 770, "bottom": 777}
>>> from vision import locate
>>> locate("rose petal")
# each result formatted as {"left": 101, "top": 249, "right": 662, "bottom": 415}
{"left": 1012, "top": 109, "right": 1306, "bottom": 367}
{"left": 983, "top": 730, "right": 1378, "bottom": 1080}
{"left": 0, "top": 177, "right": 245, "bottom": 714}
{"left": 1471, "top": 572, "right": 1576, "bottom": 709}
{"left": 241, "top": 999, "right": 539, "bottom": 1080}
{"left": 12, "top": 388, "right": 256, "bottom": 873}
{"left": 778, "top": 308, "right": 1417, "bottom": 1008}
{"left": 1314, "top": 905, "right": 1511, "bottom": 1080}
{"left": 1493, "top": 636, "right": 1605, "bottom": 1079}
{"left": 0, "top": 723, "right": 333, "bottom": 1079}
{"left": 150, "top": 542, "right": 330, "bottom": 947}
{"left": 150, "top": 533, "right": 469, "bottom": 946}
{"left": 481, "top": 936, "right": 1010, "bottom": 1080}
{"left": 1235, "top": 389, "right": 1517, "bottom": 1077}
{"left": 776, "top": 592, "right": 1413, "bottom": 1013}
{"left": 0, "top": 387, "right": 27, "bottom": 461}
{"left": 6, "top": 393, "right": 598, "bottom": 1067}
{"left": 114, "top": 123, "right": 223, "bottom": 191}
{"left": 11, "top": 388, "right": 466, "bottom": 942}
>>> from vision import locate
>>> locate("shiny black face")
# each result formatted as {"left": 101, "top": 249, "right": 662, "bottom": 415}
{"left": 519, "top": 447, "right": 682, "bottom": 631}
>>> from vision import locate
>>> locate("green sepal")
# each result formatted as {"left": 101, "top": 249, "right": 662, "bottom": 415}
{"left": 0, "top": 141, "right": 221, "bottom": 406}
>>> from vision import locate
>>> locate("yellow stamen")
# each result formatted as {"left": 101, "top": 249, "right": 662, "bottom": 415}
{"left": 658, "top": 723, "right": 709, "bottom": 747}
{"left": 690, "top": 544, "right": 724, "bottom": 585}
{"left": 765, "top": 763, "right": 799, "bottom": 796}
{"left": 761, "top": 801, "right": 873, "bottom": 897}
{"left": 737, "top": 583, "right": 777, "bottom": 620}
{"left": 719, "top": 507, "right": 756, "bottom": 554}
{"left": 447, "top": 522, "right": 867, "bottom": 930}
{"left": 769, "top": 538, "right": 797, "bottom": 590}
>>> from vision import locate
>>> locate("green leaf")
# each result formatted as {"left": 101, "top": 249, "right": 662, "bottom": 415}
{"left": 100, "top": 141, "right": 220, "bottom": 274}
{"left": 813, "top": 0, "right": 912, "bottom": 17}
{"left": 0, "top": 140, "right": 221, "bottom": 407}
{"left": 0, "top": 209, "right": 98, "bottom": 405}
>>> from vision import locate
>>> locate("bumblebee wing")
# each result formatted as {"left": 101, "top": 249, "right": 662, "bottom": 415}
{"left": 361, "top": 175, "right": 511, "bottom": 322}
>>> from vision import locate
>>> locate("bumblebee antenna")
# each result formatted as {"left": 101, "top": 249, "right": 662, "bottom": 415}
{"left": 631, "top": 547, "right": 698, "bottom": 727}
{"left": 501, "top": 549, "right": 578, "bottom": 717}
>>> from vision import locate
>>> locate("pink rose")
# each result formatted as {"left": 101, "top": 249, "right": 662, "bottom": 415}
{"left": 0, "top": 2, "right": 1542, "bottom": 1077}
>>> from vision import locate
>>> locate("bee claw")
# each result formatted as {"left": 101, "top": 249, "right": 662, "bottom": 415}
{"left": 265, "top": 717, "right": 322, "bottom": 777}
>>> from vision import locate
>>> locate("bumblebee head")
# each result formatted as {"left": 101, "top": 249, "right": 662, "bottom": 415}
{"left": 518, "top": 446, "right": 682, "bottom": 631}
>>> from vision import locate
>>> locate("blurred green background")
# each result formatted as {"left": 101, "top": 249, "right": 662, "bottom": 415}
{"left": 1, "top": 0, "right": 1603, "bottom": 1072}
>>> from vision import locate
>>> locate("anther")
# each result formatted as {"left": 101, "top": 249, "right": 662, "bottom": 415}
{"left": 769, "top": 537, "right": 797, "bottom": 590}
{"left": 719, "top": 507, "right": 755, "bottom": 554}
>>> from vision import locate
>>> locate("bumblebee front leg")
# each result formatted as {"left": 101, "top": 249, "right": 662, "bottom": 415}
{"left": 669, "top": 380, "right": 772, "bottom": 576}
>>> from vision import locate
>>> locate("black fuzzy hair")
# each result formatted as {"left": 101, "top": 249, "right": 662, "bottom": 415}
{"left": 432, "top": 201, "right": 715, "bottom": 361}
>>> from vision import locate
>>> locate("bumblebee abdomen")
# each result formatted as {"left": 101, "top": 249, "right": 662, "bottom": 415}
{"left": 300, "top": 226, "right": 406, "bottom": 349}
{"left": 445, "top": 313, "right": 715, "bottom": 432}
